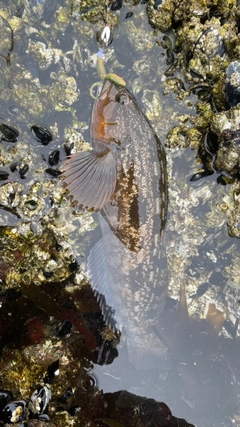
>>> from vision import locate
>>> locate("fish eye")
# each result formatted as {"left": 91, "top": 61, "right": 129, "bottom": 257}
{"left": 115, "top": 93, "right": 129, "bottom": 105}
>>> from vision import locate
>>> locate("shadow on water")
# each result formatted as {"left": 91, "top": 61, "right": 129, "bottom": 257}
{"left": 0, "top": 1, "right": 240, "bottom": 427}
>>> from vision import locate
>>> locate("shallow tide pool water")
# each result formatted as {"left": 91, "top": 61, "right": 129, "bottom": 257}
{"left": 0, "top": 1, "right": 240, "bottom": 427}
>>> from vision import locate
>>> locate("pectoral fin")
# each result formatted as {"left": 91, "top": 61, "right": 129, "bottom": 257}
{"left": 61, "top": 150, "right": 117, "bottom": 210}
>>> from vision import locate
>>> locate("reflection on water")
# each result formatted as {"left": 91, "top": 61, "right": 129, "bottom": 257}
{"left": 0, "top": 1, "right": 240, "bottom": 427}
{"left": 94, "top": 268, "right": 240, "bottom": 427}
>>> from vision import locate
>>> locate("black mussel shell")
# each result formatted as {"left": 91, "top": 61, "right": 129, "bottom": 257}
{"left": 189, "top": 170, "right": 213, "bottom": 182}
{"left": 19, "top": 164, "right": 29, "bottom": 178}
{"left": 48, "top": 149, "right": 60, "bottom": 166}
{"left": 55, "top": 241, "right": 62, "bottom": 251}
{"left": 194, "top": 86, "right": 211, "bottom": 101}
{"left": 189, "top": 68, "right": 204, "bottom": 80}
{"left": 45, "top": 168, "right": 61, "bottom": 177}
{"left": 28, "top": 385, "right": 51, "bottom": 415}
{"left": 2, "top": 400, "right": 27, "bottom": 423}
{"left": 43, "top": 271, "right": 54, "bottom": 278}
{"left": 30, "top": 124, "right": 52, "bottom": 145}
{"left": 68, "top": 405, "right": 80, "bottom": 416}
{"left": 64, "top": 142, "right": 74, "bottom": 156}
{"left": 190, "top": 282, "right": 210, "bottom": 298}
{"left": 0, "top": 170, "right": 9, "bottom": 180}
{"left": 35, "top": 414, "right": 50, "bottom": 421}
{"left": 55, "top": 320, "right": 72, "bottom": 338}
{"left": 69, "top": 260, "right": 78, "bottom": 272}
{"left": 153, "top": 0, "right": 162, "bottom": 9}
{"left": 225, "top": 83, "right": 240, "bottom": 107}
{"left": 125, "top": 11, "right": 133, "bottom": 19}
{"left": 217, "top": 174, "right": 229, "bottom": 185}
{"left": 222, "top": 139, "right": 231, "bottom": 148}
{"left": 206, "top": 129, "right": 218, "bottom": 154}
{"left": 111, "top": 0, "right": 122, "bottom": 11}
{"left": 0, "top": 124, "right": 19, "bottom": 142}
{"left": 10, "top": 162, "right": 19, "bottom": 172}
{"left": 165, "top": 49, "right": 176, "bottom": 66}
{"left": 0, "top": 390, "right": 13, "bottom": 412}
{"left": 43, "top": 360, "right": 59, "bottom": 384}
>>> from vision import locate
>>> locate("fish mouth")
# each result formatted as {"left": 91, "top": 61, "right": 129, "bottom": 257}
{"left": 98, "top": 79, "right": 113, "bottom": 101}
{"left": 97, "top": 92, "right": 119, "bottom": 129}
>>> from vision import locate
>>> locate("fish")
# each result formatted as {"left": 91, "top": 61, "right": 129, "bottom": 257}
{"left": 61, "top": 76, "right": 168, "bottom": 370}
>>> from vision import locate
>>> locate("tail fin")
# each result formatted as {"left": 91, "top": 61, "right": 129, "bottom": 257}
{"left": 127, "top": 329, "right": 168, "bottom": 371}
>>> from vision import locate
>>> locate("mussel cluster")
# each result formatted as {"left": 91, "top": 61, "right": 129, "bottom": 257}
{"left": 0, "top": 123, "right": 61, "bottom": 183}
{"left": 147, "top": 0, "right": 240, "bottom": 238}
{"left": 0, "top": 360, "right": 59, "bottom": 426}
{"left": 205, "top": 60, "right": 240, "bottom": 182}
{"left": 0, "top": 386, "right": 51, "bottom": 424}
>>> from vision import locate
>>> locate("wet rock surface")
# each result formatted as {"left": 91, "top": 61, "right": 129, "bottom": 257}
{"left": 0, "top": 1, "right": 240, "bottom": 426}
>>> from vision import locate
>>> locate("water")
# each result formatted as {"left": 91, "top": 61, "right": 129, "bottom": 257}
{"left": 0, "top": 1, "right": 239, "bottom": 426}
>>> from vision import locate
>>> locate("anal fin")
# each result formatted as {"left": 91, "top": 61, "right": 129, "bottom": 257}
{"left": 88, "top": 238, "right": 120, "bottom": 332}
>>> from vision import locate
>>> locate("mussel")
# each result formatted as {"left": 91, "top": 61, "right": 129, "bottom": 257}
{"left": 30, "top": 124, "right": 52, "bottom": 145}
{"left": 0, "top": 124, "right": 19, "bottom": 142}
{"left": 1, "top": 400, "right": 27, "bottom": 424}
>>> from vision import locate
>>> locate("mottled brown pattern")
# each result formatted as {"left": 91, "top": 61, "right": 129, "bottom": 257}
{"left": 108, "top": 161, "right": 141, "bottom": 253}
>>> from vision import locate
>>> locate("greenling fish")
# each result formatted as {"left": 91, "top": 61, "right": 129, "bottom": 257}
{"left": 61, "top": 77, "right": 168, "bottom": 370}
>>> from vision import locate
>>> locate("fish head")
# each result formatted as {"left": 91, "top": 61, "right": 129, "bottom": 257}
{"left": 61, "top": 77, "right": 137, "bottom": 211}
{"left": 91, "top": 78, "right": 139, "bottom": 146}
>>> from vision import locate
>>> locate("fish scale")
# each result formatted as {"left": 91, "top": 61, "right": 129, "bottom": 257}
{"left": 61, "top": 77, "right": 168, "bottom": 370}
